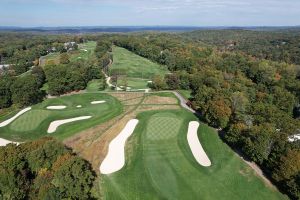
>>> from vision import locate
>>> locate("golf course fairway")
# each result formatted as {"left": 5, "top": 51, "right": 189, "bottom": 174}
{"left": 0, "top": 93, "right": 122, "bottom": 141}
{"left": 100, "top": 110, "right": 287, "bottom": 200}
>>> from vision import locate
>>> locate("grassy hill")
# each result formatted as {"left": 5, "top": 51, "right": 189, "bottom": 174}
{"left": 100, "top": 109, "right": 287, "bottom": 200}
{"left": 110, "top": 46, "right": 169, "bottom": 89}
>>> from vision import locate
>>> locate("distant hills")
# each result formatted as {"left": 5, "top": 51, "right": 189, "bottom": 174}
{"left": 0, "top": 26, "right": 300, "bottom": 33}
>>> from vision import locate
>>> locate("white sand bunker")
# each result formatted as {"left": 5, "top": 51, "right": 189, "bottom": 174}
{"left": 91, "top": 100, "right": 106, "bottom": 104}
{"left": 47, "top": 116, "right": 92, "bottom": 133}
{"left": 0, "top": 107, "right": 31, "bottom": 127}
{"left": 0, "top": 138, "right": 19, "bottom": 147}
{"left": 76, "top": 105, "right": 82, "bottom": 108}
{"left": 46, "top": 105, "right": 66, "bottom": 110}
{"left": 100, "top": 119, "right": 139, "bottom": 174}
{"left": 187, "top": 121, "right": 211, "bottom": 167}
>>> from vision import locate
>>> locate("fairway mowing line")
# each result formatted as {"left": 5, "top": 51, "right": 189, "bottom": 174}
{"left": 0, "top": 107, "right": 32, "bottom": 127}
{"left": 187, "top": 121, "right": 211, "bottom": 167}
{"left": 47, "top": 116, "right": 92, "bottom": 133}
{"left": 91, "top": 100, "right": 106, "bottom": 104}
{"left": 0, "top": 138, "right": 20, "bottom": 146}
{"left": 100, "top": 119, "right": 139, "bottom": 175}
{"left": 46, "top": 105, "right": 67, "bottom": 110}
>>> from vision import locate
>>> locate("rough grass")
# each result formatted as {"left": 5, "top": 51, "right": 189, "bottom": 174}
{"left": 0, "top": 93, "right": 122, "bottom": 141}
{"left": 100, "top": 109, "right": 287, "bottom": 200}
{"left": 126, "top": 78, "right": 150, "bottom": 89}
{"left": 86, "top": 79, "right": 104, "bottom": 92}
{"left": 110, "top": 46, "right": 169, "bottom": 79}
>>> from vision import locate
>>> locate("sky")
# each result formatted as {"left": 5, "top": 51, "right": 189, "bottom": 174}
{"left": 0, "top": 0, "right": 299, "bottom": 27}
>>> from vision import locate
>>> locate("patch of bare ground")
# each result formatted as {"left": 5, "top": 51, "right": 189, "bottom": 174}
{"left": 122, "top": 97, "right": 144, "bottom": 106}
{"left": 109, "top": 92, "right": 144, "bottom": 101}
{"left": 137, "top": 105, "right": 180, "bottom": 112}
{"left": 142, "top": 95, "right": 178, "bottom": 105}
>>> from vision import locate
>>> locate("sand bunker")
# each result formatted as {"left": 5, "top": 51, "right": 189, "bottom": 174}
{"left": 91, "top": 100, "right": 106, "bottom": 104}
{"left": 100, "top": 119, "right": 139, "bottom": 174}
{"left": 187, "top": 121, "right": 211, "bottom": 167}
{"left": 0, "top": 138, "right": 19, "bottom": 146}
{"left": 76, "top": 105, "right": 82, "bottom": 108}
{"left": 47, "top": 116, "right": 92, "bottom": 133}
{"left": 46, "top": 105, "right": 66, "bottom": 110}
{"left": 0, "top": 107, "right": 32, "bottom": 127}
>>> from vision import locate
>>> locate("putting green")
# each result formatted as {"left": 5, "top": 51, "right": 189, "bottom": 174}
{"left": 100, "top": 110, "right": 287, "bottom": 200}
{"left": 10, "top": 110, "right": 51, "bottom": 132}
{"left": 146, "top": 113, "right": 182, "bottom": 140}
{"left": 0, "top": 93, "right": 122, "bottom": 141}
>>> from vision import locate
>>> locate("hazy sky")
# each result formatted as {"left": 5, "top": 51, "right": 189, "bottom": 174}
{"left": 0, "top": 0, "right": 299, "bottom": 27}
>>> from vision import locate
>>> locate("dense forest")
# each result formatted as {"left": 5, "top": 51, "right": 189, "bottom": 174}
{"left": 0, "top": 137, "right": 96, "bottom": 199}
{"left": 182, "top": 30, "right": 300, "bottom": 65}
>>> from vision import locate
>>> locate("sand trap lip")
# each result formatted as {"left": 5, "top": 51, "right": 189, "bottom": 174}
{"left": 0, "top": 138, "right": 20, "bottom": 146}
{"left": 100, "top": 119, "right": 139, "bottom": 174}
{"left": 47, "top": 116, "right": 92, "bottom": 133}
{"left": 187, "top": 121, "right": 211, "bottom": 167}
{"left": 46, "top": 105, "right": 67, "bottom": 110}
{"left": 91, "top": 100, "right": 106, "bottom": 104}
{"left": 0, "top": 107, "right": 32, "bottom": 127}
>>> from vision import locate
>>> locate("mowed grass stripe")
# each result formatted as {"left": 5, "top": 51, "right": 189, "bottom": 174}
{"left": 10, "top": 110, "right": 51, "bottom": 132}
{"left": 111, "top": 46, "right": 169, "bottom": 79}
{"left": 146, "top": 113, "right": 182, "bottom": 140}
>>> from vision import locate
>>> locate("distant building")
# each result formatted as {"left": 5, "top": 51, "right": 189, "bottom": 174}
{"left": 64, "top": 42, "right": 77, "bottom": 51}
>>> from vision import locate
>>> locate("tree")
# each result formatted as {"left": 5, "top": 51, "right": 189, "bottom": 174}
{"left": 150, "top": 75, "right": 166, "bottom": 90}
{"left": 273, "top": 149, "right": 300, "bottom": 181}
{"left": 204, "top": 98, "right": 232, "bottom": 128}
{"left": 0, "top": 76, "right": 13, "bottom": 109}
{"left": 0, "top": 137, "right": 96, "bottom": 199}
{"left": 242, "top": 123, "right": 276, "bottom": 164}
{"left": 10, "top": 75, "right": 44, "bottom": 107}
{"left": 59, "top": 53, "right": 70, "bottom": 64}
{"left": 52, "top": 157, "right": 95, "bottom": 199}
{"left": 165, "top": 74, "right": 179, "bottom": 90}
{"left": 31, "top": 66, "right": 46, "bottom": 88}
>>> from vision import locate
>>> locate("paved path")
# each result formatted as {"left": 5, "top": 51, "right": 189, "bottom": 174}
{"left": 172, "top": 91, "right": 195, "bottom": 113}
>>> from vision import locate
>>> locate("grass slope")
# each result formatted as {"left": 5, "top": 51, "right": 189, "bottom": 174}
{"left": 110, "top": 46, "right": 169, "bottom": 89}
{"left": 0, "top": 93, "right": 122, "bottom": 141}
{"left": 39, "top": 41, "right": 97, "bottom": 66}
{"left": 100, "top": 109, "right": 287, "bottom": 200}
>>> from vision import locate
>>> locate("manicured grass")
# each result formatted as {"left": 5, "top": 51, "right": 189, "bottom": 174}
{"left": 146, "top": 112, "right": 182, "bottom": 140}
{"left": 39, "top": 41, "right": 97, "bottom": 66}
{"left": 100, "top": 109, "right": 287, "bottom": 200}
{"left": 10, "top": 110, "right": 51, "bottom": 132}
{"left": 0, "top": 93, "right": 122, "bottom": 141}
{"left": 69, "top": 41, "right": 97, "bottom": 62}
{"left": 127, "top": 78, "right": 150, "bottom": 89}
{"left": 110, "top": 46, "right": 169, "bottom": 79}
{"left": 86, "top": 79, "right": 105, "bottom": 92}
